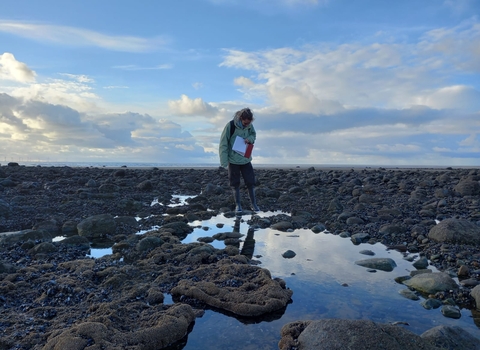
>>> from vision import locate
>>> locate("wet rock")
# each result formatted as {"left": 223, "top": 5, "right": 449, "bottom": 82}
{"left": 354, "top": 258, "right": 397, "bottom": 272}
{"left": 346, "top": 217, "right": 364, "bottom": 225}
{"left": 0, "top": 229, "right": 53, "bottom": 244}
{"left": 398, "top": 289, "right": 419, "bottom": 300}
{"left": 377, "top": 208, "right": 402, "bottom": 217}
{"left": 115, "top": 216, "right": 140, "bottom": 230}
{"left": 441, "top": 305, "right": 462, "bottom": 319}
{"left": 0, "top": 178, "right": 16, "bottom": 187}
{"left": 33, "top": 218, "right": 61, "bottom": 237}
{"left": 411, "top": 269, "right": 433, "bottom": 277}
{"left": 337, "top": 211, "right": 354, "bottom": 222}
{"left": 98, "top": 183, "right": 120, "bottom": 193}
{"left": 428, "top": 218, "right": 480, "bottom": 245}
{"left": 77, "top": 214, "right": 116, "bottom": 239}
{"left": 0, "top": 199, "right": 10, "bottom": 218}
{"left": 454, "top": 179, "right": 480, "bottom": 196}
{"left": 114, "top": 169, "right": 126, "bottom": 177}
{"left": 386, "top": 244, "right": 408, "bottom": 253}
{"left": 413, "top": 256, "right": 429, "bottom": 269}
{"left": 350, "top": 232, "right": 370, "bottom": 244}
{"left": 85, "top": 179, "right": 97, "bottom": 187}
{"left": 328, "top": 198, "right": 343, "bottom": 213}
{"left": 379, "top": 224, "right": 406, "bottom": 236}
{"left": 458, "top": 264, "right": 470, "bottom": 277}
{"left": 278, "top": 319, "right": 439, "bottom": 350}
{"left": 271, "top": 221, "right": 293, "bottom": 231}
{"left": 137, "top": 236, "right": 164, "bottom": 252}
{"left": 460, "top": 278, "right": 479, "bottom": 287}
{"left": 421, "top": 325, "right": 480, "bottom": 349}
{"left": 197, "top": 236, "right": 214, "bottom": 243}
{"left": 137, "top": 179, "right": 153, "bottom": 190}
{"left": 420, "top": 298, "right": 442, "bottom": 310}
{"left": 160, "top": 221, "right": 194, "bottom": 239}
{"left": 359, "top": 250, "right": 375, "bottom": 256}
{"left": 359, "top": 193, "right": 378, "bottom": 204}
{"left": 62, "top": 220, "right": 79, "bottom": 236}
{"left": 59, "top": 235, "right": 90, "bottom": 249}
{"left": 282, "top": 250, "right": 296, "bottom": 259}
{"left": 311, "top": 223, "right": 326, "bottom": 233}
{"left": 471, "top": 284, "right": 480, "bottom": 308}
{"left": 0, "top": 260, "right": 16, "bottom": 273}
{"left": 213, "top": 232, "right": 244, "bottom": 240}
{"left": 29, "top": 242, "right": 57, "bottom": 255}
{"left": 402, "top": 272, "right": 458, "bottom": 294}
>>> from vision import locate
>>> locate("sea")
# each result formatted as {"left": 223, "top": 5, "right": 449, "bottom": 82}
{"left": 1, "top": 160, "right": 471, "bottom": 170}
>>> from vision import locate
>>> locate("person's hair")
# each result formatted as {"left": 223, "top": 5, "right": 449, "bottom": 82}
{"left": 236, "top": 108, "right": 254, "bottom": 121}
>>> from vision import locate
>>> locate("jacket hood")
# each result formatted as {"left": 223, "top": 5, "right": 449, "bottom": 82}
{"left": 233, "top": 114, "right": 251, "bottom": 130}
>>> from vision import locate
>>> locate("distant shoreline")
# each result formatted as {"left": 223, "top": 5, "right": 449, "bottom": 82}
{"left": 1, "top": 161, "right": 478, "bottom": 172}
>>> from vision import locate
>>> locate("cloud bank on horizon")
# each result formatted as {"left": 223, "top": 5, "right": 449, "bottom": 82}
{"left": 0, "top": 0, "right": 479, "bottom": 166}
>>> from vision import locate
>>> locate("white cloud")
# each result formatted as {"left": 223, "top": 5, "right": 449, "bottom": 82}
{"left": 220, "top": 20, "right": 480, "bottom": 114}
{"left": 103, "top": 86, "right": 129, "bottom": 90}
{"left": 168, "top": 94, "right": 219, "bottom": 116}
{"left": 0, "top": 53, "right": 36, "bottom": 83}
{"left": 268, "top": 84, "right": 344, "bottom": 114}
{"left": 1, "top": 53, "right": 101, "bottom": 113}
{"left": 419, "top": 19, "right": 480, "bottom": 72}
{"left": 0, "top": 93, "right": 213, "bottom": 162}
{"left": 0, "top": 21, "right": 169, "bottom": 52}
{"left": 59, "top": 74, "right": 95, "bottom": 83}
{"left": 416, "top": 85, "right": 480, "bottom": 111}
{"left": 458, "top": 134, "right": 479, "bottom": 148}
{"left": 234, "top": 76, "right": 255, "bottom": 88}
{"left": 375, "top": 143, "right": 421, "bottom": 153}
{"left": 10, "top": 77, "right": 101, "bottom": 114}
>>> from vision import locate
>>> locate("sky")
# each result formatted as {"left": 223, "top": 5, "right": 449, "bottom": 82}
{"left": 0, "top": 0, "right": 479, "bottom": 166}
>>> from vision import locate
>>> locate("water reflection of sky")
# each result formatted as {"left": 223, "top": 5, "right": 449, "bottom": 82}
{"left": 177, "top": 213, "right": 479, "bottom": 349}
{"left": 83, "top": 195, "right": 479, "bottom": 348}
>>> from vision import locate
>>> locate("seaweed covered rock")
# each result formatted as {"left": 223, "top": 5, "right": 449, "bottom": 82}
{"left": 171, "top": 259, "right": 293, "bottom": 317}
{"left": 43, "top": 304, "right": 195, "bottom": 350}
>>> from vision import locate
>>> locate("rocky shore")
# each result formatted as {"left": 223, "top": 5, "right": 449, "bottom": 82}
{"left": 0, "top": 164, "right": 480, "bottom": 349}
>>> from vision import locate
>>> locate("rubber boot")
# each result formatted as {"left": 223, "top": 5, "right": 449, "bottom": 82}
{"left": 248, "top": 186, "right": 260, "bottom": 212}
{"left": 232, "top": 187, "right": 242, "bottom": 214}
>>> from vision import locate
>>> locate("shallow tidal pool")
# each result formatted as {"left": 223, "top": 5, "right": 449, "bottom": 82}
{"left": 173, "top": 212, "right": 480, "bottom": 349}
{"left": 87, "top": 195, "right": 480, "bottom": 349}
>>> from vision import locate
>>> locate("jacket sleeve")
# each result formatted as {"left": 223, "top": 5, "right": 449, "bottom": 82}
{"left": 247, "top": 124, "right": 256, "bottom": 144}
{"left": 219, "top": 122, "right": 230, "bottom": 168}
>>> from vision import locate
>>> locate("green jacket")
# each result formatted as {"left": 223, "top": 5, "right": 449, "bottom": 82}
{"left": 219, "top": 117, "right": 256, "bottom": 167}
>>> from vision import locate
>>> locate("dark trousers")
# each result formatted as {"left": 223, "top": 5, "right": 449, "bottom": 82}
{"left": 228, "top": 162, "right": 255, "bottom": 188}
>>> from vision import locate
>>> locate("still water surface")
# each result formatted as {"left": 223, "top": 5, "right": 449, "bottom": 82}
{"left": 176, "top": 213, "right": 479, "bottom": 349}
{"left": 88, "top": 195, "right": 479, "bottom": 349}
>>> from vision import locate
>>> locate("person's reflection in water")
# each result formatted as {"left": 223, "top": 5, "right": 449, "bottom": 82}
{"left": 233, "top": 217, "right": 256, "bottom": 259}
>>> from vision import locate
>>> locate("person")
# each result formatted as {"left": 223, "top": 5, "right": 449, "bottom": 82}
{"left": 219, "top": 107, "right": 260, "bottom": 213}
